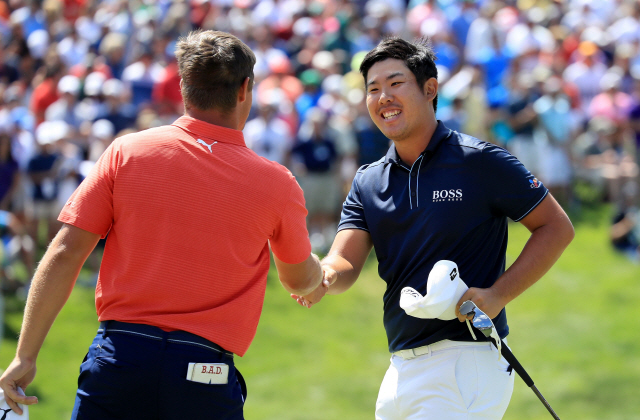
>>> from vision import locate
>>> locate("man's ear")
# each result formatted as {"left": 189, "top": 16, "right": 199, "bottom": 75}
{"left": 424, "top": 78, "right": 438, "bottom": 102}
{"left": 238, "top": 77, "right": 251, "bottom": 103}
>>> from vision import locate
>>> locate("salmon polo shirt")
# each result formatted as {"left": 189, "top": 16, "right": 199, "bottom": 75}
{"left": 58, "top": 116, "right": 312, "bottom": 356}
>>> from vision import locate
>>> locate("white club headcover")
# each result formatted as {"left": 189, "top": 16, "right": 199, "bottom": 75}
{"left": 399, "top": 260, "right": 469, "bottom": 320}
{"left": 0, "top": 388, "right": 29, "bottom": 419}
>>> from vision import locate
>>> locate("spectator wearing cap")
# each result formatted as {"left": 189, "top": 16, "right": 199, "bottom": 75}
{"left": 243, "top": 89, "right": 293, "bottom": 165}
{"left": 506, "top": 72, "right": 542, "bottom": 176}
{"left": 588, "top": 71, "right": 634, "bottom": 124}
{"left": 45, "top": 74, "right": 83, "bottom": 129}
{"left": 26, "top": 120, "right": 68, "bottom": 245}
{"left": 122, "top": 46, "right": 164, "bottom": 110}
{"left": 574, "top": 116, "right": 639, "bottom": 204}
{"left": 610, "top": 180, "right": 640, "bottom": 262}
{"left": 291, "top": 108, "right": 340, "bottom": 252}
{"left": 69, "top": 52, "right": 113, "bottom": 80}
{"left": 74, "top": 71, "right": 107, "bottom": 124}
{"left": 352, "top": 89, "right": 390, "bottom": 166}
{"left": 295, "top": 68, "right": 323, "bottom": 121}
{"left": 563, "top": 40, "right": 608, "bottom": 115}
{"left": 533, "top": 76, "right": 576, "bottom": 208}
{"left": 257, "top": 54, "right": 303, "bottom": 105}
{"left": 97, "top": 78, "right": 137, "bottom": 134}
{"left": 98, "top": 31, "right": 127, "bottom": 79}
{"left": 57, "top": 26, "right": 90, "bottom": 68}
{"left": 12, "top": 0, "right": 46, "bottom": 38}
{"left": 30, "top": 62, "right": 63, "bottom": 126}
{"left": 151, "top": 41, "right": 182, "bottom": 119}
{"left": 87, "top": 119, "right": 115, "bottom": 162}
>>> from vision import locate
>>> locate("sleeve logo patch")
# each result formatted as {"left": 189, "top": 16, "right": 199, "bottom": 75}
{"left": 529, "top": 178, "right": 542, "bottom": 188}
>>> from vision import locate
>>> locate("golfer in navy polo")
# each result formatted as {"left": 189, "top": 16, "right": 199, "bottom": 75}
{"left": 293, "top": 37, "right": 574, "bottom": 419}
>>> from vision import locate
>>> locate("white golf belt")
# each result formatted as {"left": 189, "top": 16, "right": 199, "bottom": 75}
{"left": 392, "top": 339, "right": 493, "bottom": 360}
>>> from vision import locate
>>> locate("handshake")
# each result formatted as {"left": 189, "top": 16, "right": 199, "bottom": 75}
{"left": 290, "top": 265, "right": 337, "bottom": 308}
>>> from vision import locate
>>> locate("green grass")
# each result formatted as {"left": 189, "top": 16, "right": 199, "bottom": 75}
{"left": 1, "top": 204, "right": 639, "bottom": 419}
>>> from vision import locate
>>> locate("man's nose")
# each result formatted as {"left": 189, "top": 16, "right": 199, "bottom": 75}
{"left": 379, "top": 89, "right": 393, "bottom": 103}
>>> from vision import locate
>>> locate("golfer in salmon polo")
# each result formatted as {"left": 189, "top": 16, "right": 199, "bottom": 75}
{"left": 0, "top": 30, "right": 324, "bottom": 420}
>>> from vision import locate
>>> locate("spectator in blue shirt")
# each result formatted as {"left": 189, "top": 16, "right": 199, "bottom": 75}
{"left": 291, "top": 108, "right": 340, "bottom": 252}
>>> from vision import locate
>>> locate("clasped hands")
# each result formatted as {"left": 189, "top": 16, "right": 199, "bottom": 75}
{"left": 291, "top": 266, "right": 337, "bottom": 308}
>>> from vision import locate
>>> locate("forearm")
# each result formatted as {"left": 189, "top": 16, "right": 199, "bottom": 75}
{"left": 321, "top": 253, "right": 363, "bottom": 295}
{"left": 320, "top": 229, "right": 373, "bottom": 295}
{"left": 491, "top": 220, "right": 574, "bottom": 306}
{"left": 17, "top": 227, "right": 97, "bottom": 362}
{"left": 276, "top": 252, "right": 323, "bottom": 296}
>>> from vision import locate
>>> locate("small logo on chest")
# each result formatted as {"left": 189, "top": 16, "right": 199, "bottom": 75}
{"left": 432, "top": 189, "right": 463, "bottom": 202}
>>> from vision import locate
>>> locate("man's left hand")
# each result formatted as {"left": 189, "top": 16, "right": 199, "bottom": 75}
{"left": 455, "top": 287, "right": 506, "bottom": 322}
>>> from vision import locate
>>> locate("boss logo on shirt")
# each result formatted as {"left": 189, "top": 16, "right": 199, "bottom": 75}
{"left": 432, "top": 189, "right": 463, "bottom": 202}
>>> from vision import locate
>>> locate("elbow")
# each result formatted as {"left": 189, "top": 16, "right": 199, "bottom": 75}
{"left": 561, "top": 219, "right": 575, "bottom": 248}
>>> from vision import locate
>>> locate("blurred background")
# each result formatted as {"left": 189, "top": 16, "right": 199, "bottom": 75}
{"left": 0, "top": 0, "right": 639, "bottom": 418}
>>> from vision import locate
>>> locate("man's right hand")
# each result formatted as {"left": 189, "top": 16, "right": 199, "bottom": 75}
{"left": 291, "top": 266, "right": 337, "bottom": 308}
{"left": 0, "top": 358, "right": 38, "bottom": 415}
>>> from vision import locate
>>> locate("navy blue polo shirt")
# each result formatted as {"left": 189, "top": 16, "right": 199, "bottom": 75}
{"left": 338, "top": 121, "right": 548, "bottom": 353}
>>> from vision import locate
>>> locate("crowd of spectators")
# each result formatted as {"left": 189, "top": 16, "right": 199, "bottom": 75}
{"left": 1, "top": 0, "right": 640, "bottom": 290}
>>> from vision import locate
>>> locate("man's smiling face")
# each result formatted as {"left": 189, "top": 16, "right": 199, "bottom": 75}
{"left": 365, "top": 58, "right": 434, "bottom": 143}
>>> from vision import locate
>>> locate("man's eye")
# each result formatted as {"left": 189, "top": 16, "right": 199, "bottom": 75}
{"left": 368, "top": 88, "right": 378, "bottom": 93}
{"left": 392, "top": 82, "right": 402, "bottom": 86}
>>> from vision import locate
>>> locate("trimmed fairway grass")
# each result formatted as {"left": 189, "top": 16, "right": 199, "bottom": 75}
{"left": 1, "top": 205, "right": 639, "bottom": 419}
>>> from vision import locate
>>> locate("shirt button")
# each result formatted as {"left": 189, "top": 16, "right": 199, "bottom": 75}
{"left": 411, "top": 192, "right": 416, "bottom": 197}
{"left": 410, "top": 172, "right": 415, "bottom": 176}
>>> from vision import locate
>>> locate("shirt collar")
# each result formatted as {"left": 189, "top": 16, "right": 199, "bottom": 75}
{"left": 383, "top": 120, "right": 453, "bottom": 166}
{"left": 172, "top": 115, "right": 247, "bottom": 147}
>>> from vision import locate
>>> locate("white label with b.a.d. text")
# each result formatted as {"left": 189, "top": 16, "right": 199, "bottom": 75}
{"left": 186, "top": 363, "right": 229, "bottom": 384}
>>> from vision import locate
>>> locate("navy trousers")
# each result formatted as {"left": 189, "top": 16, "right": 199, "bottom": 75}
{"left": 70, "top": 321, "right": 246, "bottom": 420}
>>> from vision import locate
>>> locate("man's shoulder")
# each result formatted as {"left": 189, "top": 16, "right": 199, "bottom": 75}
{"left": 356, "top": 157, "right": 386, "bottom": 175}
{"left": 442, "top": 130, "right": 491, "bottom": 156}
{"left": 353, "top": 157, "right": 386, "bottom": 183}
{"left": 115, "top": 125, "right": 183, "bottom": 145}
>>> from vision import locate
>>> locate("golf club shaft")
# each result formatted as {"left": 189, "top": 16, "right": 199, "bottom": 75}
{"left": 531, "top": 385, "right": 561, "bottom": 420}
{"left": 498, "top": 343, "right": 561, "bottom": 420}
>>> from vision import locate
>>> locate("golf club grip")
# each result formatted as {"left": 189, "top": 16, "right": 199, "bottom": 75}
{"left": 500, "top": 344, "right": 535, "bottom": 387}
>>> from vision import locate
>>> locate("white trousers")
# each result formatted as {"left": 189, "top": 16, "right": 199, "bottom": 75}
{"left": 375, "top": 340, "right": 514, "bottom": 420}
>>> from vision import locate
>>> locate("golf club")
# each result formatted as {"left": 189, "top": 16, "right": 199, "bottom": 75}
{"left": 459, "top": 300, "right": 561, "bottom": 420}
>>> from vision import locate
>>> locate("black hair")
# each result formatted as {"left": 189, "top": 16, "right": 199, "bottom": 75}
{"left": 360, "top": 36, "right": 438, "bottom": 112}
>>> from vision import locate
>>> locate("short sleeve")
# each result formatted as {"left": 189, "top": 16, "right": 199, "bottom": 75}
{"left": 58, "top": 141, "right": 118, "bottom": 237}
{"left": 270, "top": 178, "right": 312, "bottom": 264}
{"left": 337, "top": 173, "right": 369, "bottom": 232}
{"left": 482, "top": 144, "right": 548, "bottom": 222}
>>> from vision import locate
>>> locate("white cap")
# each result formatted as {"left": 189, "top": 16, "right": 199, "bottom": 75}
{"left": 84, "top": 72, "right": 107, "bottom": 97}
{"left": 399, "top": 260, "right": 468, "bottom": 320}
{"left": 27, "top": 29, "right": 49, "bottom": 59}
{"left": 58, "top": 75, "right": 81, "bottom": 95}
{"left": 102, "top": 78, "right": 124, "bottom": 97}
{"left": 36, "top": 120, "right": 69, "bottom": 145}
{"left": 0, "top": 389, "right": 29, "bottom": 419}
{"left": 91, "top": 119, "right": 115, "bottom": 139}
